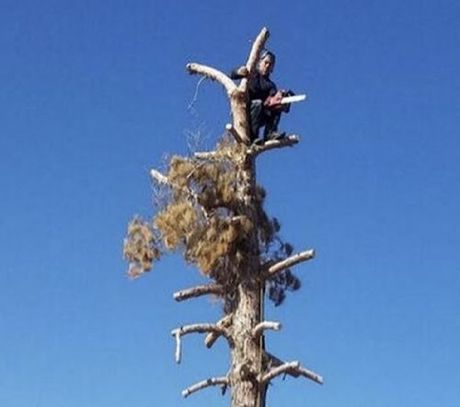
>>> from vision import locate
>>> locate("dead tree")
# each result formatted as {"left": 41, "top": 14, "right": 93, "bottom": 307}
{"left": 123, "top": 27, "right": 322, "bottom": 407}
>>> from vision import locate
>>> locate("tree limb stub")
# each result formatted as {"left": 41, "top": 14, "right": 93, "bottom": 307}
{"left": 225, "top": 123, "right": 244, "bottom": 144}
{"left": 186, "top": 63, "right": 236, "bottom": 96}
{"left": 262, "top": 249, "right": 316, "bottom": 280}
{"left": 150, "top": 169, "right": 168, "bottom": 185}
{"left": 173, "top": 284, "right": 224, "bottom": 302}
{"left": 171, "top": 323, "right": 226, "bottom": 338}
{"left": 150, "top": 167, "right": 210, "bottom": 219}
{"left": 250, "top": 135, "right": 300, "bottom": 156}
{"left": 194, "top": 150, "right": 218, "bottom": 160}
{"left": 204, "top": 314, "right": 233, "bottom": 348}
{"left": 171, "top": 324, "right": 227, "bottom": 364}
{"left": 260, "top": 361, "right": 323, "bottom": 385}
{"left": 252, "top": 321, "right": 281, "bottom": 338}
{"left": 182, "top": 376, "right": 230, "bottom": 398}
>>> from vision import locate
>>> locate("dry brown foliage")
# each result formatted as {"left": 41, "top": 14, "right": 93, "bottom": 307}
{"left": 123, "top": 140, "right": 300, "bottom": 304}
{"left": 123, "top": 218, "right": 160, "bottom": 278}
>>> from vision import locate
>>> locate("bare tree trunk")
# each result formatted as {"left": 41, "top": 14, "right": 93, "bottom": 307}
{"left": 228, "top": 154, "right": 264, "bottom": 407}
{"left": 230, "top": 281, "right": 262, "bottom": 406}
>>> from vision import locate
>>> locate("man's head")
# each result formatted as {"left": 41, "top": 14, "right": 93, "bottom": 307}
{"left": 257, "top": 50, "right": 276, "bottom": 77}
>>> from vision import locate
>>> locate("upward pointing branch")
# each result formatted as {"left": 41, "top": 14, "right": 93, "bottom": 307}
{"left": 240, "top": 27, "right": 270, "bottom": 94}
{"left": 246, "top": 27, "right": 270, "bottom": 71}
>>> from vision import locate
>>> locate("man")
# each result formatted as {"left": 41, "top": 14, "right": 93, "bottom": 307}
{"left": 230, "top": 50, "right": 291, "bottom": 144}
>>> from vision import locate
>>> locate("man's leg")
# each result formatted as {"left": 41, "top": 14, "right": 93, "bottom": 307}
{"left": 250, "top": 100, "right": 264, "bottom": 142}
{"left": 263, "top": 111, "right": 282, "bottom": 139}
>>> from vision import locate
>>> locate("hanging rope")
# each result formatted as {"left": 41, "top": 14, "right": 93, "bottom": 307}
{"left": 187, "top": 76, "right": 206, "bottom": 111}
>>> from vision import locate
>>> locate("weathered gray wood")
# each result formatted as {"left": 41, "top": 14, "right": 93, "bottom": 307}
{"left": 182, "top": 376, "right": 229, "bottom": 398}
{"left": 173, "top": 284, "right": 224, "bottom": 302}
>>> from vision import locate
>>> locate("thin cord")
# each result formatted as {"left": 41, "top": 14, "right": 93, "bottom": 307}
{"left": 187, "top": 77, "right": 206, "bottom": 111}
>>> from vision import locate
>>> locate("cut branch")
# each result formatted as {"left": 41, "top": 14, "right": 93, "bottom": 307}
{"left": 262, "top": 249, "right": 316, "bottom": 280}
{"left": 225, "top": 123, "right": 244, "bottom": 144}
{"left": 204, "top": 314, "right": 233, "bottom": 348}
{"left": 260, "top": 361, "right": 323, "bottom": 385}
{"left": 171, "top": 323, "right": 225, "bottom": 338}
{"left": 194, "top": 150, "right": 218, "bottom": 160}
{"left": 150, "top": 168, "right": 210, "bottom": 219}
{"left": 260, "top": 361, "right": 299, "bottom": 384}
{"left": 250, "top": 135, "right": 299, "bottom": 156}
{"left": 252, "top": 321, "right": 281, "bottom": 338}
{"left": 171, "top": 323, "right": 227, "bottom": 364}
{"left": 150, "top": 169, "right": 168, "bottom": 185}
{"left": 186, "top": 63, "right": 236, "bottom": 96}
{"left": 173, "top": 284, "right": 224, "bottom": 302}
{"left": 182, "top": 376, "right": 229, "bottom": 398}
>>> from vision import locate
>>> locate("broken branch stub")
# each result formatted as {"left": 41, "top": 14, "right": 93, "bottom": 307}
{"left": 252, "top": 321, "right": 282, "bottom": 338}
{"left": 263, "top": 249, "right": 316, "bottom": 280}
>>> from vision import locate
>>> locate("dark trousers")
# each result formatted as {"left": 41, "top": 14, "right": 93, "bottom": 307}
{"left": 249, "top": 100, "right": 281, "bottom": 142}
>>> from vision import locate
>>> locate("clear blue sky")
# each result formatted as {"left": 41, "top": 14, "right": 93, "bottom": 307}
{"left": 1, "top": 0, "right": 459, "bottom": 406}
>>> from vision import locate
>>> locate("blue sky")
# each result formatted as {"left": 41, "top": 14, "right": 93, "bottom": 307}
{"left": 1, "top": 0, "right": 459, "bottom": 406}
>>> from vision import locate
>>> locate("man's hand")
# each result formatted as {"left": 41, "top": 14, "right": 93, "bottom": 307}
{"left": 236, "top": 66, "right": 249, "bottom": 77}
{"left": 264, "top": 91, "right": 284, "bottom": 110}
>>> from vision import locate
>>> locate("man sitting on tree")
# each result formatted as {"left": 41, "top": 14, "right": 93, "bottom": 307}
{"left": 231, "top": 50, "right": 292, "bottom": 144}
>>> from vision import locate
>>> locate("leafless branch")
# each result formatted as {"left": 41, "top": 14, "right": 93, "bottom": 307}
{"left": 204, "top": 314, "right": 233, "bottom": 348}
{"left": 245, "top": 27, "right": 270, "bottom": 73}
{"left": 173, "top": 284, "right": 224, "bottom": 302}
{"left": 186, "top": 63, "right": 236, "bottom": 96}
{"left": 194, "top": 150, "right": 218, "bottom": 160}
{"left": 252, "top": 321, "right": 281, "bottom": 338}
{"left": 182, "top": 376, "right": 230, "bottom": 398}
{"left": 260, "top": 361, "right": 323, "bottom": 385}
{"left": 260, "top": 361, "right": 299, "bottom": 384}
{"left": 174, "top": 330, "right": 181, "bottom": 363}
{"left": 295, "top": 365, "right": 324, "bottom": 384}
{"left": 262, "top": 249, "right": 316, "bottom": 280}
{"left": 239, "top": 27, "right": 270, "bottom": 95}
{"left": 171, "top": 323, "right": 227, "bottom": 364}
{"left": 249, "top": 135, "right": 300, "bottom": 156}
{"left": 172, "top": 323, "right": 226, "bottom": 338}
{"left": 150, "top": 169, "right": 169, "bottom": 185}
{"left": 150, "top": 168, "right": 210, "bottom": 219}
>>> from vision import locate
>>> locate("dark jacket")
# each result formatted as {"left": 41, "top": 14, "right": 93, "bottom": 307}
{"left": 230, "top": 69, "right": 277, "bottom": 102}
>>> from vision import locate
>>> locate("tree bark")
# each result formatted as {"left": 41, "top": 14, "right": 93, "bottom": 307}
{"left": 228, "top": 150, "right": 265, "bottom": 407}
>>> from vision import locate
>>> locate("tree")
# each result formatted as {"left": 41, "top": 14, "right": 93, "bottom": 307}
{"left": 123, "top": 27, "right": 323, "bottom": 407}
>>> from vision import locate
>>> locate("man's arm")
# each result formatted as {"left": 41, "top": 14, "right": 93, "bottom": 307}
{"left": 230, "top": 65, "right": 249, "bottom": 80}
